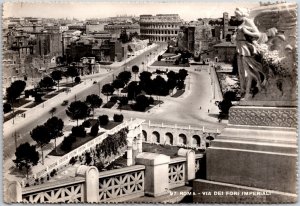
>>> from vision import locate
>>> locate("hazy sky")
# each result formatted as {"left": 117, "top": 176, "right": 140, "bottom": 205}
{"left": 3, "top": 2, "right": 259, "bottom": 21}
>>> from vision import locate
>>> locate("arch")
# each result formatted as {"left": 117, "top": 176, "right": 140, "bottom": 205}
{"left": 178, "top": 133, "right": 187, "bottom": 145}
{"left": 152, "top": 131, "right": 160, "bottom": 143}
{"left": 206, "top": 136, "right": 214, "bottom": 148}
{"left": 192, "top": 135, "right": 201, "bottom": 147}
{"left": 142, "top": 130, "right": 147, "bottom": 142}
{"left": 165, "top": 132, "right": 173, "bottom": 145}
{"left": 206, "top": 136, "right": 214, "bottom": 141}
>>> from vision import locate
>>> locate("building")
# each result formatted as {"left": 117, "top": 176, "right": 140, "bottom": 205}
{"left": 139, "top": 14, "right": 182, "bottom": 42}
{"left": 104, "top": 23, "right": 140, "bottom": 38}
{"left": 177, "top": 23, "right": 213, "bottom": 55}
{"left": 213, "top": 41, "right": 236, "bottom": 63}
{"left": 86, "top": 23, "right": 107, "bottom": 34}
{"left": 68, "top": 24, "right": 86, "bottom": 33}
{"left": 100, "top": 39, "right": 125, "bottom": 62}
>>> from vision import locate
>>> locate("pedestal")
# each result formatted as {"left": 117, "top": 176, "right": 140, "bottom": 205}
{"left": 194, "top": 106, "right": 297, "bottom": 203}
{"left": 135, "top": 152, "right": 170, "bottom": 197}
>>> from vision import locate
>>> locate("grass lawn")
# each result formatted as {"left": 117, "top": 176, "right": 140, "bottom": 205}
{"left": 151, "top": 61, "right": 190, "bottom": 67}
{"left": 24, "top": 100, "right": 46, "bottom": 108}
{"left": 171, "top": 85, "right": 186, "bottom": 98}
{"left": 60, "top": 82, "right": 77, "bottom": 87}
{"left": 48, "top": 132, "right": 105, "bottom": 156}
{"left": 100, "top": 121, "right": 122, "bottom": 130}
{"left": 117, "top": 100, "right": 163, "bottom": 113}
{"left": 10, "top": 98, "right": 31, "bottom": 108}
{"left": 102, "top": 101, "right": 116, "bottom": 109}
{"left": 44, "top": 92, "right": 59, "bottom": 99}
{"left": 4, "top": 110, "right": 26, "bottom": 122}
{"left": 171, "top": 90, "right": 185, "bottom": 98}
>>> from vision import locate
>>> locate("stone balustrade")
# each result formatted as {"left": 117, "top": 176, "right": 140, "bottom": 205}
{"left": 8, "top": 151, "right": 204, "bottom": 203}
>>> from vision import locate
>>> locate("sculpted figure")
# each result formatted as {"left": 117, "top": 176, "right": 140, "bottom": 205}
{"left": 234, "top": 8, "right": 268, "bottom": 99}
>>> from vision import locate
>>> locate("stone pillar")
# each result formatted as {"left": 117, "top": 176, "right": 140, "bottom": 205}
{"left": 127, "top": 145, "right": 133, "bottom": 166}
{"left": 178, "top": 148, "right": 196, "bottom": 181}
{"left": 6, "top": 181, "right": 22, "bottom": 203}
{"left": 136, "top": 152, "right": 170, "bottom": 197}
{"left": 76, "top": 165, "right": 99, "bottom": 203}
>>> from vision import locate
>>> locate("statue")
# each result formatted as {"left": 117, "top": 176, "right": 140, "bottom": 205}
{"left": 234, "top": 5, "right": 297, "bottom": 105}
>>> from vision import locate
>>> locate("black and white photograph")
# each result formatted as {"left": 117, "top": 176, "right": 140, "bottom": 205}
{"left": 2, "top": 1, "right": 297, "bottom": 204}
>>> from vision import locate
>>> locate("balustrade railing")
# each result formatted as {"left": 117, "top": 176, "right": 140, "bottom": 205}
{"left": 22, "top": 177, "right": 85, "bottom": 203}
{"left": 168, "top": 157, "right": 186, "bottom": 189}
{"left": 98, "top": 165, "right": 145, "bottom": 202}
{"left": 143, "top": 122, "right": 220, "bottom": 134}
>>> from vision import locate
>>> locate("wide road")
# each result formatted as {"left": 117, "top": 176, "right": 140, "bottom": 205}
{"left": 3, "top": 43, "right": 166, "bottom": 160}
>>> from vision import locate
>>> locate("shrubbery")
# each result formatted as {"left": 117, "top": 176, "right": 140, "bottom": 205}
{"left": 61, "top": 135, "right": 76, "bottom": 151}
{"left": 98, "top": 115, "right": 109, "bottom": 126}
{"left": 71, "top": 125, "right": 86, "bottom": 137}
{"left": 113, "top": 114, "right": 124, "bottom": 122}
{"left": 75, "top": 76, "right": 81, "bottom": 84}
{"left": 110, "top": 95, "right": 118, "bottom": 103}
{"left": 3, "top": 103, "right": 12, "bottom": 113}
{"left": 90, "top": 122, "right": 99, "bottom": 136}
{"left": 82, "top": 120, "right": 91, "bottom": 128}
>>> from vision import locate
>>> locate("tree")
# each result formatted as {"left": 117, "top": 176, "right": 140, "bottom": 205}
{"left": 101, "top": 84, "right": 115, "bottom": 103}
{"left": 90, "top": 122, "right": 99, "bottom": 136}
{"left": 75, "top": 76, "right": 81, "bottom": 84}
{"left": 39, "top": 76, "right": 55, "bottom": 90}
{"left": 98, "top": 115, "right": 109, "bottom": 126}
{"left": 51, "top": 70, "right": 63, "bottom": 91}
{"left": 117, "top": 71, "right": 132, "bottom": 85}
{"left": 6, "top": 80, "right": 26, "bottom": 103}
{"left": 85, "top": 94, "right": 103, "bottom": 116}
{"left": 127, "top": 81, "right": 142, "bottom": 100}
{"left": 113, "top": 114, "right": 124, "bottom": 122}
{"left": 157, "top": 55, "right": 163, "bottom": 61}
{"left": 152, "top": 75, "right": 169, "bottom": 96}
{"left": 61, "top": 135, "right": 76, "bottom": 152}
{"left": 133, "top": 95, "right": 150, "bottom": 111}
{"left": 66, "top": 66, "right": 79, "bottom": 83}
{"left": 82, "top": 120, "right": 92, "bottom": 128}
{"left": 178, "top": 69, "right": 188, "bottom": 81}
{"left": 139, "top": 71, "right": 152, "bottom": 83}
{"left": 167, "top": 70, "right": 177, "bottom": 81}
{"left": 112, "top": 79, "right": 125, "bottom": 96}
{"left": 49, "top": 107, "right": 57, "bottom": 117}
{"left": 71, "top": 125, "right": 86, "bottom": 137}
{"left": 3, "top": 103, "right": 12, "bottom": 113}
{"left": 30, "top": 125, "right": 51, "bottom": 165}
{"left": 167, "top": 78, "right": 177, "bottom": 94}
{"left": 14, "top": 142, "right": 39, "bottom": 178}
{"left": 132, "top": 65, "right": 139, "bottom": 81}
{"left": 66, "top": 101, "right": 90, "bottom": 126}
{"left": 44, "top": 117, "right": 64, "bottom": 152}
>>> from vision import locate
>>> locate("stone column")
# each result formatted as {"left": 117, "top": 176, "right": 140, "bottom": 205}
{"left": 6, "top": 181, "right": 22, "bottom": 203}
{"left": 178, "top": 148, "right": 196, "bottom": 182}
{"left": 76, "top": 165, "right": 99, "bottom": 203}
{"left": 127, "top": 145, "right": 133, "bottom": 166}
{"left": 136, "top": 152, "right": 170, "bottom": 197}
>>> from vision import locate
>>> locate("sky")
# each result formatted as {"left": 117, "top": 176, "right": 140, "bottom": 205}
{"left": 3, "top": 2, "right": 260, "bottom": 21}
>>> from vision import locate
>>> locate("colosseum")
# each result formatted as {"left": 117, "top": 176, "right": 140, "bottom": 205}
{"left": 139, "top": 14, "right": 182, "bottom": 42}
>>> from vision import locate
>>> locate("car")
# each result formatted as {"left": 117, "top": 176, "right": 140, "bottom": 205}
{"left": 61, "top": 100, "right": 69, "bottom": 106}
